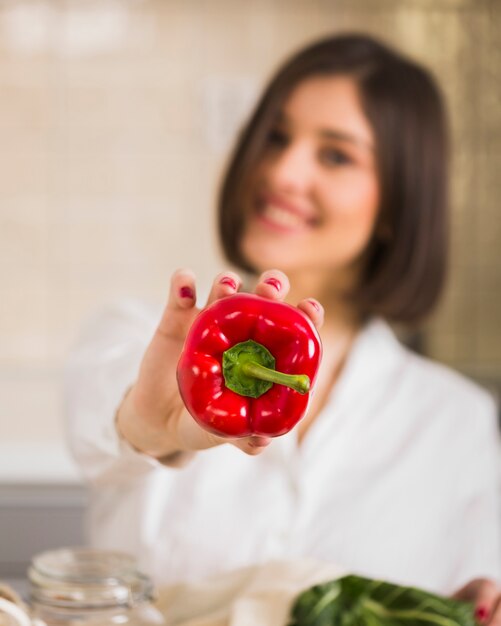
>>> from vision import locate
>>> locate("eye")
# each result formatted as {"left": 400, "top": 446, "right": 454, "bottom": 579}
{"left": 320, "top": 147, "right": 352, "bottom": 166}
{"left": 265, "top": 127, "right": 289, "bottom": 150}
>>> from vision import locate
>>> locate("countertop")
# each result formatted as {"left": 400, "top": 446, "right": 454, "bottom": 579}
{"left": 0, "top": 442, "right": 86, "bottom": 580}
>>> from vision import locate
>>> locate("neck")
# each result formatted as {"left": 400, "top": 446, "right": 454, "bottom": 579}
{"left": 286, "top": 269, "right": 362, "bottom": 445}
{"left": 284, "top": 269, "right": 362, "bottom": 340}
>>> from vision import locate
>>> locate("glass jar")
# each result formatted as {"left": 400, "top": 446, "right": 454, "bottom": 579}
{"left": 27, "top": 548, "right": 166, "bottom": 626}
{"left": 0, "top": 592, "right": 32, "bottom": 626}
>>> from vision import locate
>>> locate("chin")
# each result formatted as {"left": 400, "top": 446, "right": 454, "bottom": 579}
{"left": 241, "top": 241, "right": 294, "bottom": 273}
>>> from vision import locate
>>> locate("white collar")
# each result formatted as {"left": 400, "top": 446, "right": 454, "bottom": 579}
{"left": 320, "top": 317, "right": 405, "bottom": 414}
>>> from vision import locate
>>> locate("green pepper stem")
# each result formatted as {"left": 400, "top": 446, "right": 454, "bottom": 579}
{"left": 241, "top": 361, "right": 310, "bottom": 395}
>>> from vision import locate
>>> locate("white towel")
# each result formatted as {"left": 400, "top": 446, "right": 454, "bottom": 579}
{"left": 155, "top": 559, "right": 346, "bottom": 626}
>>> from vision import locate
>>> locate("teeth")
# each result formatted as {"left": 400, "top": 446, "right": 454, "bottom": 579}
{"left": 262, "top": 205, "right": 305, "bottom": 228}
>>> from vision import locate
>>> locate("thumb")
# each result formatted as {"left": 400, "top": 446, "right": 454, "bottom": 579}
{"left": 157, "top": 269, "right": 199, "bottom": 339}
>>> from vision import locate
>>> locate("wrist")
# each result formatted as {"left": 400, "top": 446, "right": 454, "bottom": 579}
{"left": 115, "top": 385, "right": 187, "bottom": 459}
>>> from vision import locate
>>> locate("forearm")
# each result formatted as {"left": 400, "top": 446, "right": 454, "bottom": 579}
{"left": 115, "top": 385, "right": 195, "bottom": 466}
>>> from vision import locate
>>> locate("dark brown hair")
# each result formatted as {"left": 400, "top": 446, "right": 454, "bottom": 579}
{"left": 218, "top": 33, "right": 449, "bottom": 325}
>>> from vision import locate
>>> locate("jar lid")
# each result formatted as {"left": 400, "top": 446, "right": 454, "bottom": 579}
{"left": 28, "top": 548, "right": 154, "bottom": 609}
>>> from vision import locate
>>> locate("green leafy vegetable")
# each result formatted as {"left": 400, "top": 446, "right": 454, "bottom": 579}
{"left": 289, "top": 575, "right": 476, "bottom": 626}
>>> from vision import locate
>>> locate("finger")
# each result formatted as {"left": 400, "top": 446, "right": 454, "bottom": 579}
{"left": 453, "top": 579, "right": 499, "bottom": 624}
{"left": 297, "top": 298, "right": 324, "bottom": 329}
{"left": 167, "top": 268, "right": 197, "bottom": 309}
{"left": 233, "top": 435, "right": 272, "bottom": 456}
{"left": 206, "top": 270, "right": 242, "bottom": 306}
{"left": 157, "top": 268, "right": 198, "bottom": 338}
{"left": 472, "top": 579, "right": 498, "bottom": 619}
{"left": 486, "top": 597, "right": 501, "bottom": 626}
{"left": 254, "top": 269, "right": 290, "bottom": 301}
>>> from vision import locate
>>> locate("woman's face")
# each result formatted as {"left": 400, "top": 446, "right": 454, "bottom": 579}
{"left": 240, "top": 75, "right": 380, "bottom": 288}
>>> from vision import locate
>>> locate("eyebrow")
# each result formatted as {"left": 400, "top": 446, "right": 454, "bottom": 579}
{"left": 319, "top": 129, "right": 374, "bottom": 151}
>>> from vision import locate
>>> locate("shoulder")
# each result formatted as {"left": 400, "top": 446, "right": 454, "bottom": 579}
{"left": 347, "top": 320, "right": 500, "bottom": 496}
{"left": 381, "top": 320, "right": 497, "bottom": 438}
{"left": 85, "top": 297, "right": 160, "bottom": 330}
{"left": 69, "top": 298, "right": 161, "bottom": 358}
{"left": 359, "top": 318, "right": 498, "bottom": 431}
{"left": 406, "top": 345, "right": 496, "bottom": 422}
{"left": 403, "top": 350, "right": 500, "bottom": 495}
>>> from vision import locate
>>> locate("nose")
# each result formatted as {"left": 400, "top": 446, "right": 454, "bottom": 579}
{"left": 267, "top": 143, "right": 313, "bottom": 194}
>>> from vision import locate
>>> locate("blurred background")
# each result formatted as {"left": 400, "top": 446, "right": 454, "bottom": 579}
{"left": 0, "top": 0, "right": 499, "bottom": 577}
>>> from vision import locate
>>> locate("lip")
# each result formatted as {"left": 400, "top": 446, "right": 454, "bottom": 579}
{"left": 254, "top": 193, "right": 317, "bottom": 233}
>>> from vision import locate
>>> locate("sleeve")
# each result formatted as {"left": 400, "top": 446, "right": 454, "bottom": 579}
{"left": 449, "top": 390, "right": 501, "bottom": 590}
{"left": 63, "top": 298, "right": 166, "bottom": 486}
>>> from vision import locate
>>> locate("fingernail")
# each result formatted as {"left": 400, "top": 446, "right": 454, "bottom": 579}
{"left": 220, "top": 276, "right": 237, "bottom": 290}
{"left": 308, "top": 299, "right": 320, "bottom": 311}
{"left": 179, "top": 286, "right": 195, "bottom": 299}
{"left": 264, "top": 277, "right": 281, "bottom": 291}
{"left": 475, "top": 606, "right": 489, "bottom": 623}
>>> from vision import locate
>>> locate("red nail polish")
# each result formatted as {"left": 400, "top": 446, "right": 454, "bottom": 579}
{"left": 264, "top": 277, "right": 281, "bottom": 291}
{"left": 475, "top": 606, "right": 489, "bottom": 623}
{"left": 220, "top": 276, "right": 237, "bottom": 290}
{"left": 179, "top": 286, "right": 194, "bottom": 299}
{"left": 308, "top": 299, "right": 320, "bottom": 311}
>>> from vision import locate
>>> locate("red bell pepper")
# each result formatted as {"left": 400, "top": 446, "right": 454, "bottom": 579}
{"left": 177, "top": 293, "right": 322, "bottom": 438}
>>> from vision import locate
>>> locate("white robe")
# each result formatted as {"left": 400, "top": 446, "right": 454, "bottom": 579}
{"left": 63, "top": 299, "right": 501, "bottom": 593}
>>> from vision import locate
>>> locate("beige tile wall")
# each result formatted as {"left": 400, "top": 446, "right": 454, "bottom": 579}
{"left": 0, "top": 0, "right": 499, "bottom": 461}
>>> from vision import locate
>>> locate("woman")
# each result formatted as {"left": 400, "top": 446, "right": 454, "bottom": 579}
{"left": 65, "top": 33, "right": 501, "bottom": 618}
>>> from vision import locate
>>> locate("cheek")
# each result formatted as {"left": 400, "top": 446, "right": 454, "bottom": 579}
{"left": 332, "top": 172, "right": 379, "bottom": 216}
{"left": 323, "top": 175, "right": 380, "bottom": 251}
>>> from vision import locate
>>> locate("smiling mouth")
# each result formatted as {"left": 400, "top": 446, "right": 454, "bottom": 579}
{"left": 257, "top": 202, "right": 319, "bottom": 231}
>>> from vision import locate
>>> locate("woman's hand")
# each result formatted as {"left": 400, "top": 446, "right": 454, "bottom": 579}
{"left": 453, "top": 578, "right": 501, "bottom": 626}
{"left": 116, "top": 268, "right": 323, "bottom": 460}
